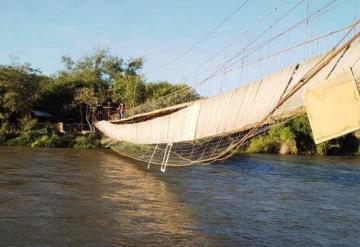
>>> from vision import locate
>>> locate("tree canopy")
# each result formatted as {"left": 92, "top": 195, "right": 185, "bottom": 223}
{"left": 0, "top": 48, "right": 199, "bottom": 126}
{"left": 0, "top": 63, "right": 45, "bottom": 117}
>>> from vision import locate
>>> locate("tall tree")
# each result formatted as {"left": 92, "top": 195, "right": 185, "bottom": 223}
{"left": 74, "top": 87, "right": 101, "bottom": 132}
{"left": 144, "top": 81, "right": 199, "bottom": 102}
{"left": 0, "top": 63, "right": 43, "bottom": 118}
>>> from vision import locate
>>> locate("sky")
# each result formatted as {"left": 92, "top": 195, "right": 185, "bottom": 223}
{"left": 0, "top": 0, "right": 359, "bottom": 87}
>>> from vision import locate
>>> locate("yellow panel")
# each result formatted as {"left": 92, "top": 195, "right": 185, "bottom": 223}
{"left": 303, "top": 69, "right": 360, "bottom": 144}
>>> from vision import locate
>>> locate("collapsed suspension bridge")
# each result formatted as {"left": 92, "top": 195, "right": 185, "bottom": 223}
{"left": 96, "top": 12, "right": 360, "bottom": 172}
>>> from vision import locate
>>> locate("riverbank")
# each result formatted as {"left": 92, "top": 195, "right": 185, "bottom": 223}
{"left": 0, "top": 121, "right": 102, "bottom": 149}
{"left": 1, "top": 115, "right": 359, "bottom": 155}
{"left": 244, "top": 115, "right": 360, "bottom": 156}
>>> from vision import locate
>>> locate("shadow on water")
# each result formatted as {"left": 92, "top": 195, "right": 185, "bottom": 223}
{"left": 0, "top": 147, "right": 360, "bottom": 246}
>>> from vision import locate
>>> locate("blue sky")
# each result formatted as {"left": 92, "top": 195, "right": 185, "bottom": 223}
{"left": 0, "top": 0, "right": 358, "bottom": 86}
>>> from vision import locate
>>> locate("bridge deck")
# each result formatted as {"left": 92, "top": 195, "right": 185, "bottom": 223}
{"left": 109, "top": 101, "right": 194, "bottom": 124}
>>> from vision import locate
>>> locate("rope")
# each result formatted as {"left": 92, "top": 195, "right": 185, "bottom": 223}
{"left": 147, "top": 0, "right": 249, "bottom": 73}
{"left": 107, "top": 22, "right": 359, "bottom": 168}
{"left": 127, "top": 0, "right": 349, "bottom": 118}
{"left": 210, "top": 24, "right": 360, "bottom": 164}
{"left": 101, "top": 12, "right": 360, "bottom": 169}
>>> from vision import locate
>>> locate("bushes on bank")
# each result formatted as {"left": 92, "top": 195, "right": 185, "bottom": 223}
{"left": 289, "top": 115, "right": 316, "bottom": 154}
{"left": 246, "top": 115, "right": 359, "bottom": 155}
{"left": 246, "top": 126, "right": 297, "bottom": 154}
{"left": 316, "top": 134, "right": 358, "bottom": 155}
{"left": 0, "top": 120, "right": 11, "bottom": 145}
{"left": 31, "top": 134, "right": 75, "bottom": 148}
{"left": 6, "top": 132, "right": 101, "bottom": 149}
{"left": 0, "top": 119, "right": 102, "bottom": 149}
{"left": 6, "top": 119, "right": 38, "bottom": 146}
{"left": 0, "top": 134, "right": 6, "bottom": 145}
{"left": 28, "top": 133, "right": 100, "bottom": 149}
{"left": 0, "top": 124, "right": 8, "bottom": 145}
{"left": 73, "top": 133, "right": 102, "bottom": 149}
{"left": 1, "top": 116, "right": 358, "bottom": 154}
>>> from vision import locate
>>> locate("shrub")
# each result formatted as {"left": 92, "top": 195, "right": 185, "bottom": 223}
{"left": 31, "top": 134, "right": 76, "bottom": 148}
{"left": 337, "top": 134, "right": 358, "bottom": 155}
{"left": 20, "top": 118, "right": 38, "bottom": 132}
{"left": 7, "top": 132, "right": 38, "bottom": 146}
{"left": 37, "top": 126, "right": 54, "bottom": 136}
{"left": 0, "top": 123, "right": 9, "bottom": 145}
{"left": 74, "top": 133, "right": 102, "bottom": 149}
{"left": 288, "top": 115, "right": 316, "bottom": 154}
{"left": 316, "top": 134, "right": 358, "bottom": 155}
{"left": 315, "top": 142, "right": 331, "bottom": 156}
{"left": 7, "top": 119, "right": 40, "bottom": 146}
{"left": 246, "top": 135, "right": 277, "bottom": 153}
{"left": 56, "top": 135, "right": 75, "bottom": 148}
{"left": 246, "top": 114, "right": 359, "bottom": 155}
{"left": 31, "top": 134, "right": 60, "bottom": 148}
{"left": 0, "top": 133, "right": 7, "bottom": 145}
{"left": 246, "top": 125, "right": 297, "bottom": 154}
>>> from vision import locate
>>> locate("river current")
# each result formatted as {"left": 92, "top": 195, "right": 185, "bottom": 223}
{"left": 0, "top": 147, "right": 359, "bottom": 246}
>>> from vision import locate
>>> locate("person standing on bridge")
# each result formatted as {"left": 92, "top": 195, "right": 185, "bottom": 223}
{"left": 118, "top": 101, "right": 125, "bottom": 119}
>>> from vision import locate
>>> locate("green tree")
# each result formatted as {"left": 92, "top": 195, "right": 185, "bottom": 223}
{"left": 110, "top": 57, "right": 146, "bottom": 107}
{"left": 0, "top": 63, "right": 43, "bottom": 117}
{"left": 74, "top": 87, "right": 101, "bottom": 132}
{"left": 111, "top": 73, "right": 146, "bottom": 108}
{"left": 35, "top": 80, "right": 86, "bottom": 122}
{"left": 36, "top": 48, "right": 123, "bottom": 121}
{"left": 54, "top": 49, "right": 146, "bottom": 115}
{"left": 1, "top": 48, "right": 200, "bottom": 126}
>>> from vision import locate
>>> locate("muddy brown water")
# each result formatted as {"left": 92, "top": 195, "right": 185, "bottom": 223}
{"left": 0, "top": 147, "right": 359, "bottom": 246}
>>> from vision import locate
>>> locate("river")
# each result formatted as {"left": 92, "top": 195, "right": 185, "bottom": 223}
{"left": 0, "top": 147, "right": 359, "bottom": 246}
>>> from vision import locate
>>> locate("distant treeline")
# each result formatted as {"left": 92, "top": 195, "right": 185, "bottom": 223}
{"left": 0, "top": 48, "right": 198, "bottom": 129}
